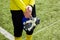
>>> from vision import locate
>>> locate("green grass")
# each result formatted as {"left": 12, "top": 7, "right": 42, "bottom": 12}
{"left": 0, "top": 33, "right": 8, "bottom": 40}
{"left": 0, "top": 0, "right": 60, "bottom": 40}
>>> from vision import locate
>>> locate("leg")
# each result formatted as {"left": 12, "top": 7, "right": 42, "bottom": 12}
{"left": 26, "top": 5, "right": 36, "bottom": 40}
{"left": 10, "top": 10, "right": 24, "bottom": 40}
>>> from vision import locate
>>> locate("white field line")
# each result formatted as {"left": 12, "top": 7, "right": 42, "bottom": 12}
{"left": 23, "top": 20, "right": 60, "bottom": 40}
{"left": 0, "top": 20, "right": 60, "bottom": 40}
{"left": 0, "top": 27, "right": 14, "bottom": 40}
{"left": 33, "top": 20, "right": 60, "bottom": 35}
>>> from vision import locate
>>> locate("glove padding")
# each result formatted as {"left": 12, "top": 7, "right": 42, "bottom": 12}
{"left": 23, "top": 17, "right": 40, "bottom": 32}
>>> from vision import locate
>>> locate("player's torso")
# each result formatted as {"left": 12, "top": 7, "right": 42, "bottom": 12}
{"left": 10, "top": 0, "right": 30, "bottom": 10}
{"left": 23, "top": 0, "right": 30, "bottom": 5}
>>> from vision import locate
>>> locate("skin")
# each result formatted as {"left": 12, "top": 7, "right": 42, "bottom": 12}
{"left": 24, "top": 6, "right": 32, "bottom": 18}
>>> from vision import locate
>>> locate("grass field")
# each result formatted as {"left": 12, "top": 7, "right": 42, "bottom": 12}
{"left": 0, "top": 0, "right": 60, "bottom": 40}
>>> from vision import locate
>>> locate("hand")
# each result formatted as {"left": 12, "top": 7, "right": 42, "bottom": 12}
{"left": 24, "top": 6, "right": 32, "bottom": 18}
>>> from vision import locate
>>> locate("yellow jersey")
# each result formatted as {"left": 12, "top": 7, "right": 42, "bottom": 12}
{"left": 10, "top": 0, "right": 35, "bottom": 12}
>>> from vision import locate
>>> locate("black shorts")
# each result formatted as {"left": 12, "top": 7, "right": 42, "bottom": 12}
{"left": 10, "top": 5, "right": 36, "bottom": 37}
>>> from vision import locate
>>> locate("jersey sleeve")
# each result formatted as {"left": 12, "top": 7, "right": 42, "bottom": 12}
{"left": 14, "top": 0, "right": 26, "bottom": 12}
{"left": 29, "top": 0, "right": 35, "bottom": 6}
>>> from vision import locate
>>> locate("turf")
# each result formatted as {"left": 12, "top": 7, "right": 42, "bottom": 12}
{"left": 0, "top": 0, "right": 60, "bottom": 40}
{"left": 0, "top": 33, "right": 8, "bottom": 40}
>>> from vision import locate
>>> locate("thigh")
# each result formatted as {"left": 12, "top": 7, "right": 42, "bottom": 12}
{"left": 10, "top": 10, "right": 24, "bottom": 37}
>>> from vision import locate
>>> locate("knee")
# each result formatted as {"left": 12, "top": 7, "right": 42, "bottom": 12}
{"left": 26, "top": 28, "right": 34, "bottom": 35}
{"left": 14, "top": 27, "right": 23, "bottom": 37}
{"left": 14, "top": 29, "right": 23, "bottom": 37}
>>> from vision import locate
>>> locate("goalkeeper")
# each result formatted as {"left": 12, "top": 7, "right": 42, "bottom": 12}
{"left": 10, "top": 0, "right": 36, "bottom": 40}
